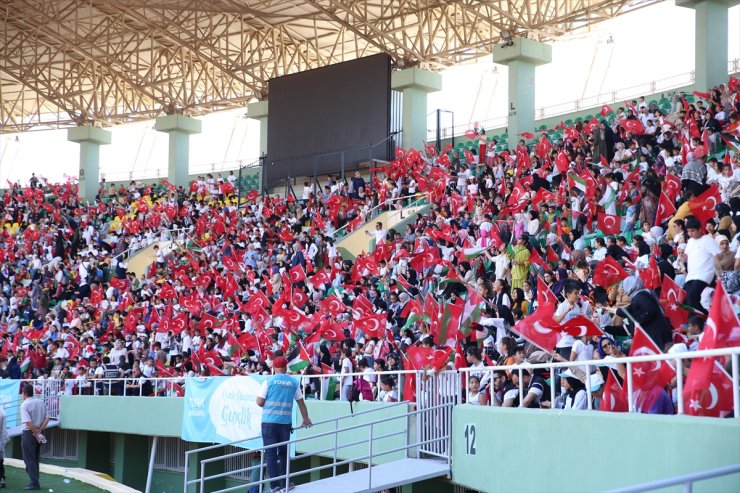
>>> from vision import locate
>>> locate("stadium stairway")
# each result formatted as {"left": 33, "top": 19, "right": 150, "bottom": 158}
{"left": 336, "top": 199, "right": 431, "bottom": 260}
{"left": 186, "top": 379, "right": 456, "bottom": 493}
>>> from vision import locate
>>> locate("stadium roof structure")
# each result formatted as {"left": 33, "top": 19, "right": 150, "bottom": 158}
{"left": 1, "top": 0, "right": 659, "bottom": 133}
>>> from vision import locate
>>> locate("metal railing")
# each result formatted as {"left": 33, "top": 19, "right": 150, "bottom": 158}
{"left": 184, "top": 399, "right": 453, "bottom": 493}
{"left": 431, "top": 58, "right": 740, "bottom": 140}
{"left": 332, "top": 192, "right": 429, "bottom": 240}
{"left": 1, "top": 379, "right": 62, "bottom": 427}
{"left": 45, "top": 346, "right": 740, "bottom": 419}
{"left": 457, "top": 346, "right": 740, "bottom": 417}
{"left": 605, "top": 463, "right": 740, "bottom": 493}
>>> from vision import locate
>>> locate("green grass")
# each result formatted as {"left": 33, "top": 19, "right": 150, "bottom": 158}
{"left": 6, "top": 466, "right": 110, "bottom": 492}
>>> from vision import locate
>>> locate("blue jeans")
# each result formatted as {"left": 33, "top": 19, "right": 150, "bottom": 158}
{"left": 261, "top": 422, "right": 291, "bottom": 490}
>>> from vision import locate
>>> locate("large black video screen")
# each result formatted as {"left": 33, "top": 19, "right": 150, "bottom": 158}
{"left": 265, "top": 54, "right": 391, "bottom": 185}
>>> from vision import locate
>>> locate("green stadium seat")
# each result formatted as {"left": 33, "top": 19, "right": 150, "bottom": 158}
{"left": 538, "top": 124, "right": 547, "bottom": 131}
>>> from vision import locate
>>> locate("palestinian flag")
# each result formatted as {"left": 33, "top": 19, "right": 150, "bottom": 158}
{"left": 287, "top": 343, "right": 310, "bottom": 373}
{"left": 20, "top": 356, "right": 31, "bottom": 373}
{"left": 463, "top": 247, "right": 488, "bottom": 259}
{"left": 568, "top": 173, "right": 587, "bottom": 194}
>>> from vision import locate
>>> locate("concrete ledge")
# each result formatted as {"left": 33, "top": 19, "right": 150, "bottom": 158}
{"left": 247, "top": 100, "right": 269, "bottom": 119}
{"left": 154, "top": 114, "right": 202, "bottom": 134}
{"left": 6, "top": 458, "right": 141, "bottom": 493}
{"left": 67, "top": 126, "right": 112, "bottom": 145}
{"left": 493, "top": 38, "right": 552, "bottom": 66}
{"left": 391, "top": 68, "right": 442, "bottom": 92}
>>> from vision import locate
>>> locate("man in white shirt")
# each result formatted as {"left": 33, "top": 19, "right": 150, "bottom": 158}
{"left": 683, "top": 215, "right": 720, "bottom": 314}
{"left": 365, "top": 222, "right": 387, "bottom": 245}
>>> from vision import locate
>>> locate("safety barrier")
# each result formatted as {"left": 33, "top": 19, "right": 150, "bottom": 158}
{"left": 184, "top": 399, "right": 453, "bottom": 493}
{"left": 39, "top": 346, "right": 740, "bottom": 419}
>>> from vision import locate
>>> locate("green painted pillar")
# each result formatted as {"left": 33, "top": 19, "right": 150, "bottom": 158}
{"left": 391, "top": 68, "right": 443, "bottom": 150}
{"left": 492, "top": 39, "right": 552, "bottom": 150}
{"left": 247, "top": 100, "right": 269, "bottom": 156}
{"left": 154, "top": 115, "right": 202, "bottom": 190}
{"left": 112, "top": 433, "right": 149, "bottom": 492}
{"left": 677, "top": 0, "right": 735, "bottom": 90}
{"left": 67, "top": 125, "right": 112, "bottom": 202}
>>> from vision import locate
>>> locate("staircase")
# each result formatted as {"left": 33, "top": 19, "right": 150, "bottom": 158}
{"left": 336, "top": 196, "right": 431, "bottom": 260}
{"left": 185, "top": 372, "right": 460, "bottom": 493}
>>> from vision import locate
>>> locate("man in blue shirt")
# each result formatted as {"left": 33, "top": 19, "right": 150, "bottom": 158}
{"left": 257, "top": 356, "right": 312, "bottom": 493}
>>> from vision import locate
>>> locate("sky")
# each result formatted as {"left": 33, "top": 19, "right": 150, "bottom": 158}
{"left": 0, "top": 2, "right": 738, "bottom": 185}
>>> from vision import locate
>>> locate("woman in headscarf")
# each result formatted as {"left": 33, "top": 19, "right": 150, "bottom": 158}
{"left": 607, "top": 275, "right": 643, "bottom": 325}
{"left": 610, "top": 276, "right": 672, "bottom": 349}
{"left": 550, "top": 267, "right": 569, "bottom": 298}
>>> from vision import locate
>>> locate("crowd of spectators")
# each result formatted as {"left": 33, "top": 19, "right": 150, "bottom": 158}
{"left": 0, "top": 77, "right": 738, "bottom": 418}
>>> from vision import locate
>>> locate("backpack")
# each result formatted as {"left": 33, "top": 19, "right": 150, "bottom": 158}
{"left": 349, "top": 377, "right": 374, "bottom": 402}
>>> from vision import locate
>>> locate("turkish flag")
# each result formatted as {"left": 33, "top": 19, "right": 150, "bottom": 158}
{"left": 288, "top": 264, "right": 307, "bottom": 284}
{"left": 520, "top": 132, "right": 535, "bottom": 139}
{"left": 532, "top": 188, "right": 557, "bottom": 206}
{"left": 352, "top": 294, "right": 376, "bottom": 319}
{"left": 535, "top": 137, "right": 552, "bottom": 158}
{"left": 638, "top": 256, "right": 661, "bottom": 289}
{"left": 561, "top": 316, "right": 604, "bottom": 338}
{"left": 354, "top": 312, "right": 388, "bottom": 338}
{"left": 597, "top": 213, "right": 621, "bottom": 236}
{"left": 628, "top": 325, "right": 676, "bottom": 412}
{"left": 600, "top": 104, "right": 614, "bottom": 117}
{"left": 654, "top": 192, "right": 677, "bottom": 226}
{"left": 659, "top": 275, "right": 686, "bottom": 306}
{"left": 663, "top": 174, "right": 681, "bottom": 202}
{"left": 622, "top": 118, "right": 644, "bottom": 135}
{"left": 157, "top": 283, "right": 177, "bottom": 300}
{"left": 682, "top": 283, "right": 740, "bottom": 393}
{"left": 687, "top": 185, "right": 721, "bottom": 225}
{"left": 729, "top": 76, "right": 739, "bottom": 93}
{"left": 599, "top": 370, "right": 628, "bottom": 412}
{"left": 684, "top": 360, "right": 735, "bottom": 417}
{"left": 510, "top": 303, "right": 559, "bottom": 351}
{"left": 555, "top": 151, "right": 570, "bottom": 174}
{"left": 592, "top": 256, "right": 628, "bottom": 288}
{"left": 536, "top": 277, "right": 558, "bottom": 307}
{"left": 546, "top": 246, "right": 559, "bottom": 263}
{"left": 320, "top": 295, "right": 346, "bottom": 317}
{"left": 529, "top": 248, "right": 546, "bottom": 268}
{"left": 199, "top": 313, "right": 221, "bottom": 331}
{"left": 109, "top": 277, "right": 129, "bottom": 292}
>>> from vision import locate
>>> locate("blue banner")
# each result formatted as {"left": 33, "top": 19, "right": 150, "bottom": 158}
{"left": 0, "top": 380, "right": 20, "bottom": 427}
{"left": 181, "top": 375, "right": 299, "bottom": 449}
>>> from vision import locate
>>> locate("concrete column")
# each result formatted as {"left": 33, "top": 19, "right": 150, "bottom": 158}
{"left": 154, "top": 114, "right": 202, "bottom": 189}
{"left": 677, "top": 0, "right": 735, "bottom": 90}
{"left": 67, "top": 125, "right": 112, "bottom": 202}
{"left": 247, "top": 100, "right": 269, "bottom": 156}
{"left": 391, "top": 68, "right": 443, "bottom": 150}
{"left": 492, "top": 39, "right": 552, "bottom": 150}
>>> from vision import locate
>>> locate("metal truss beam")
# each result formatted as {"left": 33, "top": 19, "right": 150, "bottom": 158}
{"left": 0, "top": 0, "right": 660, "bottom": 133}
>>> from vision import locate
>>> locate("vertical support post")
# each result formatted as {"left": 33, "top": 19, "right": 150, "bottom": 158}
{"left": 67, "top": 126, "right": 112, "bottom": 202}
{"left": 676, "top": 355, "right": 685, "bottom": 415}
{"left": 585, "top": 365, "right": 592, "bottom": 410}
{"left": 247, "top": 100, "right": 269, "bottom": 156}
{"left": 677, "top": 0, "right": 730, "bottom": 91}
{"left": 145, "top": 436, "right": 158, "bottom": 493}
{"left": 154, "top": 115, "right": 202, "bottom": 189}
{"left": 732, "top": 353, "right": 739, "bottom": 420}
{"left": 626, "top": 362, "right": 634, "bottom": 413}
{"left": 518, "top": 368, "right": 524, "bottom": 408}
{"left": 492, "top": 39, "right": 552, "bottom": 150}
{"left": 435, "top": 109, "right": 441, "bottom": 152}
{"left": 391, "top": 68, "right": 442, "bottom": 152}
